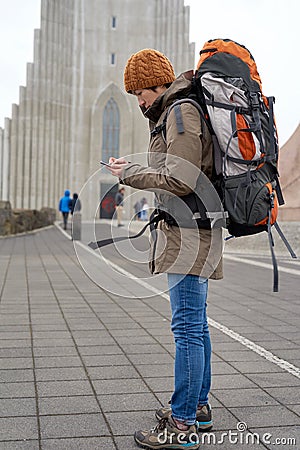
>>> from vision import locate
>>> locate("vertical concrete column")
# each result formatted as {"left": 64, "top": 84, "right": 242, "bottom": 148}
{"left": 63, "top": 2, "right": 75, "bottom": 195}
{"left": 48, "top": 1, "right": 57, "bottom": 208}
{"left": 76, "top": 0, "right": 86, "bottom": 194}
{"left": 58, "top": 2, "right": 65, "bottom": 201}
{"left": 42, "top": 0, "right": 54, "bottom": 208}
{"left": 63, "top": 0, "right": 72, "bottom": 198}
{"left": 53, "top": 1, "right": 64, "bottom": 208}
{"left": 9, "top": 104, "right": 19, "bottom": 207}
{"left": 154, "top": 0, "right": 161, "bottom": 49}
{"left": 175, "top": 0, "right": 183, "bottom": 71}
{"left": 52, "top": 1, "right": 62, "bottom": 208}
{"left": 184, "top": 6, "right": 194, "bottom": 69}
{"left": 37, "top": 0, "right": 48, "bottom": 209}
{"left": 162, "top": 0, "right": 168, "bottom": 55}
{"left": 53, "top": 2, "right": 61, "bottom": 206}
{"left": 179, "top": 1, "right": 187, "bottom": 69}
{"left": 2, "top": 118, "right": 11, "bottom": 201}
{"left": 0, "top": 127, "right": 3, "bottom": 199}
{"left": 189, "top": 41, "right": 196, "bottom": 70}
{"left": 16, "top": 87, "right": 26, "bottom": 208}
{"left": 35, "top": 0, "right": 46, "bottom": 208}
{"left": 75, "top": 0, "right": 88, "bottom": 196}
{"left": 63, "top": 0, "right": 73, "bottom": 196}
{"left": 31, "top": 30, "right": 41, "bottom": 209}
{"left": 167, "top": 0, "right": 173, "bottom": 58}
{"left": 186, "top": 0, "right": 195, "bottom": 70}
{"left": 69, "top": 0, "right": 80, "bottom": 191}
{"left": 170, "top": 0, "right": 176, "bottom": 64}
{"left": 23, "top": 64, "right": 34, "bottom": 209}
{"left": 171, "top": 0, "right": 177, "bottom": 67}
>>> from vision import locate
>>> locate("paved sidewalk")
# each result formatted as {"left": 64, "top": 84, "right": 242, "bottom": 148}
{"left": 0, "top": 225, "right": 299, "bottom": 449}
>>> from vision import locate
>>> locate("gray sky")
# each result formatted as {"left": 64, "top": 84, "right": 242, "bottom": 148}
{"left": 0, "top": 0, "right": 40, "bottom": 125}
{"left": 0, "top": 0, "right": 299, "bottom": 145}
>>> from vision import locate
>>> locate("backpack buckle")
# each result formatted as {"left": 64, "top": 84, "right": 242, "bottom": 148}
{"left": 249, "top": 92, "right": 259, "bottom": 108}
{"left": 150, "top": 124, "right": 165, "bottom": 137}
{"left": 269, "top": 192, "right": 275, "bottom": 209}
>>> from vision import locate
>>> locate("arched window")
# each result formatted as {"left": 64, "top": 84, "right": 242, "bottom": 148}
{"left": 102, "top": 98, "right": 120, "bottom": 162}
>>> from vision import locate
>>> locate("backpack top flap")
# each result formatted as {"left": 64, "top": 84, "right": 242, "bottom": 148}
{"left": 197, "top": 38, "right": 262, "bottom": 92}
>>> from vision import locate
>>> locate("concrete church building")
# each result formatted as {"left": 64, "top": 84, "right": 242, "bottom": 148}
{"left": 0, "top": 0, "right": 195, "bottom": 219}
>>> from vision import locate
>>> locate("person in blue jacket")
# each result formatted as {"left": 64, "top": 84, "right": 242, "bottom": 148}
{"left": 59, "top": 189, "right": 71, "bottom": 230}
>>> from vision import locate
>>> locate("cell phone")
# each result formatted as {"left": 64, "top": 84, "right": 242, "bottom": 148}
{"left": 100, "top": 160, "right": 111, "bottom": 167}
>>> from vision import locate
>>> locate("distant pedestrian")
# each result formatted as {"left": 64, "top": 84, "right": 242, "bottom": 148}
{"left": 69, "top": 193, "right": 81, "bottom": 215}
{"left": 59, "top": 189, "right": 71, "bottom": 230}
{"left": 140, "top": 197, "right": 148, "bottom": 221}
{"left": 133, "top": 199, "right": 142, "bottom": 220}
{"left": 115, "top": 187, "right": 125, "bottom": 227}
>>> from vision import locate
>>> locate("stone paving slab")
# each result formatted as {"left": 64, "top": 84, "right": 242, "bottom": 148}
{"left": 0, "top": 225, "right": 299, "bottom": 449}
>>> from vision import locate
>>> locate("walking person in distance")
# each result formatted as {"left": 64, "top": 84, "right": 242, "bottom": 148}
{"left": 69, "top": 193, "right": 81, "bottom": 215}
{"left": 59, "top": 189, "right": 71, "bottom": 230}
{"left": 115, "top": 187, "right": 125, "bottom": 227}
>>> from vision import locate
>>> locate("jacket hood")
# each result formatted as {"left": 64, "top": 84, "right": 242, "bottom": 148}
{"left": 145, "top": 71, "right": 194, "bottom": 123}
{"left": 64, "top": 190, "right": 70, "bottom": 196}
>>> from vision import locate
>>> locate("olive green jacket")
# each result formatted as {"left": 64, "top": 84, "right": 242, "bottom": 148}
{"left": 121, "top": 72, "right": 223, "bottom": 279}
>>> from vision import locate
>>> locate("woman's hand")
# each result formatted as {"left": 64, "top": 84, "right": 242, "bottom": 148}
{"left": 107, "top": 157, "right": 128, "bottom": 178}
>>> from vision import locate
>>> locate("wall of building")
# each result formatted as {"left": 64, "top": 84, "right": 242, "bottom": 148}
{"left": 277, "top": 124, "right": 300, "bottom": 221}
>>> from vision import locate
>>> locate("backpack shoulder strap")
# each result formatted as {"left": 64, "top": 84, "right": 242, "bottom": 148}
{"left": 150, "top": 98, "right": 223, "bottom": 174}
{"left": 88, "top": 209, "right": 164, "bottom": 250}
{"left": 150, "top": 98, "right": 206, "bottom": 141}
{"left": 166, "top": 98, "right": 206, "bottom": 133}
{"left": 167, "top": 98, "right": 225, "bottom": 175}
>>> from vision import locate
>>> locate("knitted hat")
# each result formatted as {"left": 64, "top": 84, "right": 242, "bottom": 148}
{"left": 124, "top": 49, "right": 176, "bottom": 93}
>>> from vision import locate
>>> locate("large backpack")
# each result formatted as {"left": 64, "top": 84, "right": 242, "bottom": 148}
{"left": 190, "top": 38, "right": 296, "bottom": 290}
{"left": 195, "top": 39, "right": 281, "bottom": 233}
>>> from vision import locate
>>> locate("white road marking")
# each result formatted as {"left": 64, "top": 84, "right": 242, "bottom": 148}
{"left": 224, "top": 254, "right": 300, "bottom": 276}
{"left": 55, "top": 224, "right": 300, "bottom": 379}
{"left": 207, "top": 318, "right": 300, "bottom": 379}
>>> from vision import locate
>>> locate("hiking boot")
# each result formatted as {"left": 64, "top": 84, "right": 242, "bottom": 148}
{"left": 134, "top": 415, "right": 200, "bottom": 449}
{"left": 155, "top": 403, "right": 212, "bottom": 431}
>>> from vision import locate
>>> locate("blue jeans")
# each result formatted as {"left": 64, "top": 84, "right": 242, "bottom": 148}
{"left": 167, "top": 273, "right": 211, "bottom": 425}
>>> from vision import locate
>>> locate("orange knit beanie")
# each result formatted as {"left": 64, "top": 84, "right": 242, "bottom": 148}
{"left": 124, "top": 49, "right": 176, "bottom": 93}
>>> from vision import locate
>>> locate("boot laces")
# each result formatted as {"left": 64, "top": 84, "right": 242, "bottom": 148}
{"left": 150, "top": 417, "right": 168, "bottom": 433}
